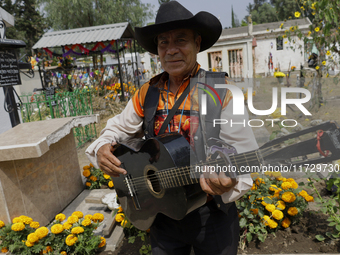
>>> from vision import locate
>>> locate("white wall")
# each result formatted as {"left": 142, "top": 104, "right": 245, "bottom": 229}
{"left": 255, "top": 36, "right": 305, "bottom": 75}
{"left": 0, "top": 88, "right": 12, "bottom": 134}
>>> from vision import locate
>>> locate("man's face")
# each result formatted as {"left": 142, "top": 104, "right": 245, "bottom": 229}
{"left": 157, "top": 29, "right": 201, "bottom": 78}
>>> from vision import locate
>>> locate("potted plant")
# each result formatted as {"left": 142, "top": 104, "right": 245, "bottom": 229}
{"left": 274, "top": 71, "right": 286, "bottom": 84}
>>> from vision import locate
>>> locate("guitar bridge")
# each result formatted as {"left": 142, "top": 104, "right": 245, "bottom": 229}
{"left": 125, "top": 174, "right": 141, "bottom": 210}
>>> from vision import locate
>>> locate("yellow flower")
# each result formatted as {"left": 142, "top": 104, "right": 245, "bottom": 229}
{"left": 271, "top": 172, "right": 281, "bottom": 178}
{"left": 20, "top": 216, "right": 33, "bottom": 224}
{"left": 98, "top": 236, "right": 106, "bottom": 248}
{"left": 51, "top": 224, "right": 64, "bottom": 234}
{"left": 250, "top": 173, "right": 259, "bottom": 179}
{"left": 281, "top": 218, "right": 291, "bottom": 228}
{"left": 276, "top": 177, "right": 286, "bottom": 181}
{"left": 268, "top": 219, "right": 278, "bottom": 229}
{"left": 322, "top": 61, "right": 326, "bottom": 65}
{"left": 86, "top": 182, "right": 91, "bottom": 187}
{"left": 0, "top": 220, "right": 5, "bottom": 228}
{"left": 272, "top": 210, "right": 284, "bottom": 220}
{"left": 83, "top": 169, "right": 91, "bottom": 177}
{"left": 269, "top": 185, "right": 279, "bottom": 192}
{"left": 312, "top": 12, "right": 316, "bottom": 15}
{"left": 280, "top": 23, "right": 283, "bottom": 28}
{"left": 287, "top": 207, "right": 299, "bottom": 216}
{"left": 305, "top": 195, "right": 314, "bottom": 202}
{"left": 262, "top": 215, "right": 270, "bottom": 226}
{"left": 27, "top": 233, "right": 39, "bottom": 243}
{"left": 35, "top": 227, "right": 49, "bottom": 239}
{"left": 282, "top": 192, "right": 296, "bottom": 203}
{"left": 291, "top": 181, "right": 298, "bottom": 189}
{"left": 55, "top": 213, "right": 66, "bottom": 222}
{"left": 71, "top": 226, "right": 84, "bottom": 234}
{"left": 326, "top": 50, "right": 331, "bottom": 56}
{"left": 315, "top": 27, "right": 320, "bottom": 32}
{"left": 108, "top": 181, "right": 114, "bottom": 188}
{"left": 60, "top": 251, "right": 67, "bottom": 255}
{"left": 89, "top": 163, "right": 94, "bottom": 168}
{"left": 67, "top": 215, "right": 78, "bottom": 224}
{"left": 1, "top": 248, "right": 8, "bottom": 253}
{"left": 12, "top": 217, "right": 22, "bottom": 223}
{"left": 118, "top": 206, "right": 123, "bottom": 213}
{"left": 315, "top": 66, "right": 319, "bottom": 70}
{"left": 295, "top": 12, "right": 301, "bottom": 18}
{"left": 72, "top": 211, "right": 83, "bottom": 219}
{"left": 65, "top": 234, "right": 78, "bottom": 246}
{"left": 250, "top": 208, "right": 258, "bottom": 215}
{"left": 103, "top": 174, "right": 111, "bottom": 179}
{"left": 307, "top": 31, "right": 311, "bottom": 36}
{"left": 90, "top": 176, "right": 98, "bottom": 182}
{"left": 82, "top": 219, "right": 92, "bottom": 227}
{"left": 11, "top": 222, "right": 25, "bottom": 231}
{"left": 270, "top": 108, "right": 283, "bottom": 118}
{"left": 281, "top": 181, "right": 292, "bottom": 190}
{"left": 93, "top": 213, "right": 104, "bottom": 223}
{"left": 30, "top": 221, "right": 40, "bottom": 229}
{"left": 115, "top": 213, "right": 125, "bottom": 223}
{"left": 85, "top": 214, "right": 93, "bottom": 220}
{"left": 255, "top": 177, "right": 265, "bottom": 186}
{"left": 121, "top": 219, "right": 129, "bottom": 227}
{"left": 83, "top": 165, "right": 90, "bottom": 170}
{"left": 25, "top": 240, "right": 34, "bottom": 247}
{"left": 265, "top": 204, "right": 276, "bottom": 212}
{"left": 63, "top": 222, "right": 72, "bottom": 230}
{"left": 276, "top": 200, "right": 286, "bottom": 210}
{"left": 43, "top": 246, "right": 53, "bottom": 254}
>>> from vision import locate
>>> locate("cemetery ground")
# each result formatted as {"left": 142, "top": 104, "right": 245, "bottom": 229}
{"left": 76, "top": 73, "right": 340, "bottom": 254}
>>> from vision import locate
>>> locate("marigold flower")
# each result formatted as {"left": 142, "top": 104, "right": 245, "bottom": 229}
{"left": 12, "top": 217, "right": 22, "bottom": 223}
{"left": 0, "top": 220, "right": 5, "bottom": 228}
{"left": 43, "top": 246, "right": 52, "bottom": 254}
{"left": 11, "top": 222, "right": 25, "bottom": 231}
{"left": 81, "top": 219, "right": 92, "bottom": 227}
{"left": 60, "top": 251, "right": 67, "bottom": 255}
{"left": 262, "top": 215, "right": 270, "bottom": 226}
{"left": 103, "top": 174, "right": 111, "bottom": 179}
{"left": 93, "top": 213, "right": 104, "bottom": 223}
{"left": 268, "top": 219, "right": 278, "bottom": 229}
{"left": 118, "top": 206, "right": 123, "bottom": 213}
{"left": 90, "top": 163, "right": 94, "bottom": 168}
{"left": 83, "top": 165, "right": 90, "bottom": 170}
{"left": 276, "top": 200, "right": 286, "bottom": 210}
{"left": 98, "top": 236, "right": 106, "bottom": 248}
{"left": 108, "top": 181, "right": 114, "bottom": 188}
{"left": 115, "top": 213, "right": 125, "bottom": 223}
{"left": 83, "top": 169, "right": 91, "bottom": 177}
{"left": 35, "top": 226, "right": 49, "bottom": 239}
{"left": 250, "top": 208, "right": 258, "bottom": 215}
{"left": 25, "top": 240, "right": 34, "bottom": 247}
{"left": 298, "top": 190, "right": 308, "bottom": 197}
{"left": 20, "top": 216, "right": 33, "bottom": 224}
{"left": 281, "top": 217, "right": 291, "bottom": 228}
{"left": 269, "top": 184, "right": 279, "bottom": 191}
{"left": 255, "top": 177, "right": 265, "bottom": 186}
{"left": 282, "top": 192, "right": 296, "bottom": 203}
{"left": 65, "top": 234, "right": 78, "bottom": 246}
{"left": 287, "top": 207, "right": 299, "bottom": 216}
{"left": 30, "top": 221, "right": 40, "bottom": 229}
{"left": 272, "top": 210, "right": 284, "bottom": 220}
{"left": 72, "top": 211, "right": 83, "bottom": 219}
{"left": 51, "top": 224, "right": 64, "bottom": 234}
{"left": 85, "top": 214, "right": 93, "bottom": 220}
{"left": 281, "top": 181, "right": 292, "bottom": 190}
{"left": 86, "top": 182, "right": 91, "bottom": 187}
{"left": 295, "top": 12, "right": 301, "bottom": 18}
{"left": 250, "top": 173, "right": 259, "bottom": 179}
{"left": 71, "top": 226, "right": 84, "bottom": 234}
{"left": 265, "top": 204, "right": 276, "bottom": 212}
{"left": 271, "top": 172, "right": 281, "bottom": 178}
{"left": 27, "top": 233, "right": 39, "bottom": 244}
{"left": 67, "top": 215, "right": 79, "bottom": 224}
{"left": 276, "top": 177, "right": 286, "bottom": 182}
{"left": 1, "top": 248, "right": 8, "bottom": 253}
{"left": 90, "top": 176, "right": 98, "bottom": 182}
{"left": 55, "top": 213, "right": 66, "bottom": 222}
{"left": 121, "top": 219, "right": 129, "bottom": 227}
{"left": 305, "top": 195, "right": 314, "bottom": 202}
{"left": 63, "top": 222, "right": 72, "bottom": 230}
{"left": 315, "top": 27, "right": 320, "bottom": 32}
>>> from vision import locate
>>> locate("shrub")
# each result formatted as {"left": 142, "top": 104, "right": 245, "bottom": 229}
{"left": 83, "top": 164, "right": 114, "bottom": 189}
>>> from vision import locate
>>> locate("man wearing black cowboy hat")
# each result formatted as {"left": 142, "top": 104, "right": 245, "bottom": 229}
{"left": 86, "top": 1, "right": 258, "bottom": 254}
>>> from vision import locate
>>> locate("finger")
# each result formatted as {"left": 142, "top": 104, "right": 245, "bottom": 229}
{"left": 98, "top": 144, "right": 126, "bottom": 175}
{"left": 200, "top": 174, "right": 218, "bottom": 196}
{"left": 206, "top": 178, "right": 225, "bottom": 195}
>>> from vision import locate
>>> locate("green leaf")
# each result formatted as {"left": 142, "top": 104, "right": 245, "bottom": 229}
{"left": 258, "top": 233, "right": 265, "bottom": 242}
{"left": 239, "top": 218, "right": 247, "bottom": 228}
{"left": 128, "top": 236, "right": 136, "bottom": 243}
{"left": 298, "top": 182, "right": 305, "bottom": 186}
{"left": 264, "top": 197, "right": 272, "bottom": 204}
{"left": 326, "top": 232, "right": 333, "bottom": 238}
{"left": 244, "top": 208, "right": 250, "bottom": 216}
{"left": 314, "top": 197, "right": 321, "bottom": 203}
{"left": 247, "top": 232, "right": 253, "bottom": 242}
{"left": 249, "top": 195, "right": 255, "bottom": 202}
{"left": 328, "top": 222, "right": 336, "bottom": 227}
{"left": 315, "top": 235, "right": 325, "bottom": 241}
{"left": 335, "top": 225, "right": 340, "bottom": 232}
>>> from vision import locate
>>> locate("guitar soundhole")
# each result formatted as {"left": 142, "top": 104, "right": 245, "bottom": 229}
{"left": 146, "top": 170, "right": 161, "bottom": 193}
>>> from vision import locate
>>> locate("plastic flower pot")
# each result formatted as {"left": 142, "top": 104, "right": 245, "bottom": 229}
{"left": 277, "top": 77, "right": 284, "bottom": 84}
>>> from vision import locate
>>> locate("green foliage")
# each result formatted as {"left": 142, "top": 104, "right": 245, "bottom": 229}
{"left": 82, "top": 164, "right": 114, "bottom": 189}
{"left": 38, "top": 0, "right": 154, "bottom": 30}
{"left": 250, "top": 2, "right": 278, "bottom": 24}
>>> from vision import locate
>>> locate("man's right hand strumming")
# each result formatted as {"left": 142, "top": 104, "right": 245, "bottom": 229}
{"left": 97, "top": 143, "right": 127, "bottom": 177}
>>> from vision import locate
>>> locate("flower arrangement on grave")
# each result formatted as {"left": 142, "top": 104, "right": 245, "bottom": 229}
{"left": 237, "top": 171, "right": 314, "bottom": 247}
{"left": 274, "top": 71, "right": 286, "bottom": 78}
{"left": 83, "top": 164, "right": 114, "bottom": 189}
{"left": 0, "top": 212, "right": 105, "bottom": 255}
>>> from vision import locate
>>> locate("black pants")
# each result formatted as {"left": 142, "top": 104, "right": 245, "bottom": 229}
{"left": 150, "top": 201, "right": 239, "bottom": 255}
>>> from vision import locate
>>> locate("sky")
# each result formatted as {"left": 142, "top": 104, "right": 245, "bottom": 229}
{"left": 140, "top": 0, "right": 253, "bottom": 29}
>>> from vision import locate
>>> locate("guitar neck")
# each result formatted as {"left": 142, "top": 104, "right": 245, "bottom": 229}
{"left": 156, "top": 150, "right": 262, "bottom": 189}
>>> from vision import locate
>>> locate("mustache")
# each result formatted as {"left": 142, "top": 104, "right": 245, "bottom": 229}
{"left": 165, "top": 59, "right": 182, "bottom": 62}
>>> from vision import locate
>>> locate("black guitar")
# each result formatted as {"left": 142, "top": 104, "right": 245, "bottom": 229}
{"left": 112, "top": 121, "right": 340, "bottom": 230}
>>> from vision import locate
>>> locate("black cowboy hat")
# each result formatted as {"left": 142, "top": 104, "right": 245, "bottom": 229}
{"left": 135, "top": 1, "right": 222, "bottom": 55}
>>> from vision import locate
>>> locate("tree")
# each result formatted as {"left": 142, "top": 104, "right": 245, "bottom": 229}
{"left": 231, "top": 6, "right": 240, "bottom": 28}
{"left": 270, "top": 0, "right": 301, "bottom": 21}
{"left": 39, "top": 0, "right": 154, "bottom": 30}
{"left": 250, "top": 3, "right": 278, "bottom": 24}
{"left": 0, "top": 0, "right": 48, "bottom": 55}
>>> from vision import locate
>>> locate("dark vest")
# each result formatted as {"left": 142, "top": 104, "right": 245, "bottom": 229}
{"left": 142, "top": 69, "right": 232, "bottom": 214}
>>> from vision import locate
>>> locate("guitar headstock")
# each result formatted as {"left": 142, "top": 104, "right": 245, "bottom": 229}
{"left": 259, "top": 121, "right": 340, "bottom": 167}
